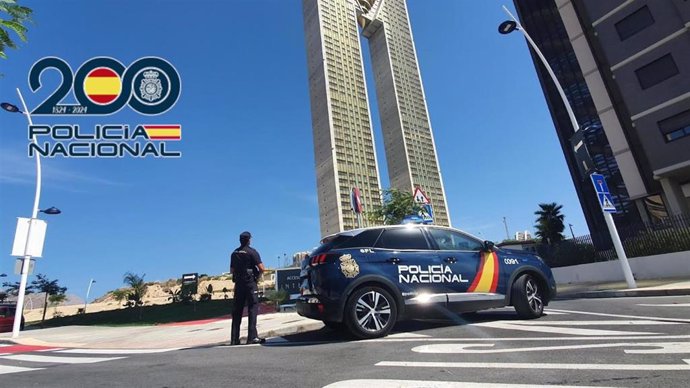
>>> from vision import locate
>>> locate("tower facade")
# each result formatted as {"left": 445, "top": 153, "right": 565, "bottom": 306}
{"left": 514, "top": 0, "right": 690, "bottom": 246}
{"left": 303, "top": 0, "right": 451, "bottom": 237}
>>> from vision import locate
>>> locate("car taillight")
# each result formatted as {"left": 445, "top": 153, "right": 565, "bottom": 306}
{"left": 309, "top": 254, "right": 330, "bottom": 266}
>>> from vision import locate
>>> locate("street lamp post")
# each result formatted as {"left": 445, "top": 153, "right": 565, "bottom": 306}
{"left": 2, "top": 89, "right": 61, "bottom": 337}
{"left": 499, "top": 6, "right": 636, "bottom": 289}
{"left": 84, "top": 279, "right": 96, "bottom": 313}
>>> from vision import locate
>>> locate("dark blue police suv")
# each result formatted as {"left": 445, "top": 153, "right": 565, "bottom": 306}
{"left": 296, "top": 224, "right": 556, "bottom": 339}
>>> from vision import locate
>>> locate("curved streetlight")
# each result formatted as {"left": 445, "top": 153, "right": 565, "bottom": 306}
{"left": 1, "top": 89, "right": 62, "bottom": 337}
{"left": 84, "top": 279, "right": 96, "bottom": 313}
{"left": 498, "top": 6, "right": 636, "bottom": 289}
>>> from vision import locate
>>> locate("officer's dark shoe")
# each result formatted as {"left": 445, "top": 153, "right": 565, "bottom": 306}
{"left": 247, "top": 337, "right": 266, "bottom": 345}
{"left": 230, "top": 340, "right": 241, "bottom": 346}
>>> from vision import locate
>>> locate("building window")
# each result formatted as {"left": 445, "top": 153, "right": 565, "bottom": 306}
{"left": 615, "top": 5, "right": 654, "bottom": 41}
{"left": 635, "top": 54, "right": 679, "bottom": 90}
{"left": 659, "top": 109, "right": 690, "bottom": 142}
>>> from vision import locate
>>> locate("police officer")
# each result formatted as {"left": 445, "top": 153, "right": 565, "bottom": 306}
{"left": 230, "top": 231, "right": 266, "bottom": 345}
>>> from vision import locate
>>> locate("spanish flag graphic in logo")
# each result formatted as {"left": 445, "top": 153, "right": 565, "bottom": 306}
{"left": 143, "top": 125, "right": 182, "bottom": 140}
{"left": 467, "top": 251, "right": 499, "bottom": 293}
{"left": 84, "top": 67, "right": 122, "bottom": 105}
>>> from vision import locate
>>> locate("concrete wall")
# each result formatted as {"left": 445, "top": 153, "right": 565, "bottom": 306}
{"left": 553, "top": 250, "right": 690, "bottom": 283}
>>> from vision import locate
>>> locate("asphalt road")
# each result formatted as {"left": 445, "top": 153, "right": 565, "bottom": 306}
{"left": 1, "top": 295, "right": 689, "bottom": 387}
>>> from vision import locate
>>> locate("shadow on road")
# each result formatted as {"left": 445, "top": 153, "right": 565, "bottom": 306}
{"left": 263, "top": 308, "right": 535, "bottom": 347}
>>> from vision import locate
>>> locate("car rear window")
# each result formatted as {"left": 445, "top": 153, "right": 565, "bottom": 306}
{"left": 337, "top": 229, "right": 382, "bottom": 249}
{"left": 311, "top": 234, "right": 354, "bottom": 255}
{"left": 375, "top": 228, "right": 429, "bottom": 250}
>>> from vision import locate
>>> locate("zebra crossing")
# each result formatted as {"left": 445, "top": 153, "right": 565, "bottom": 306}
{"left": 0, "top": 343, "right": 180, "bottom": 376}
{"left": 324, "top": 302, "right": 690, "bottom": 387}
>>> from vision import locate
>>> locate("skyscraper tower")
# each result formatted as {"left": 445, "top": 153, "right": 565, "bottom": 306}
{"left": 303, "top": 0, "right": 451, "bottom": 237}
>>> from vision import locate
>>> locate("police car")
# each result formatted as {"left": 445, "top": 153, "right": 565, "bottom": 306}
{"left": 296, "top": 224, "right": 557, "bottom": 339}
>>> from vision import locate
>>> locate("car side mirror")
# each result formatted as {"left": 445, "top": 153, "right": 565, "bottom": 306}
{"left": 482, "top": 240, "right": 495, "bottom": 252}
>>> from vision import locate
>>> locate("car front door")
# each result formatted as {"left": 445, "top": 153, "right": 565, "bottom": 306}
{"left": 427, "top": 228, "right": 504, "bottom": 310}
{"left": 372, "top": 227, "right": 446, "bottom": 304}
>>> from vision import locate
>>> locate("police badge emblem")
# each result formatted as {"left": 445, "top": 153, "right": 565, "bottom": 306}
{"left": 139, "top": 70, "right": 163, "bottom": 102}
{"left": 339, "top": 254, "right": 360, "bottom": 278}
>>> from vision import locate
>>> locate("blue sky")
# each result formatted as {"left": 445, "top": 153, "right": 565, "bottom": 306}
{"left": 0, "top": 0, "right": 586, "bottom": 300}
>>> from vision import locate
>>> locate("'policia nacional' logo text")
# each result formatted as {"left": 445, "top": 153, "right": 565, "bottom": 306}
{"left": 29, "top": 124, "right": 180, "bottom": 158}
{"left": 398, "top": 265, "right": 469, "bottom": 284}
{"left": 26, "top": 56, "right": 182, "bottom": 158}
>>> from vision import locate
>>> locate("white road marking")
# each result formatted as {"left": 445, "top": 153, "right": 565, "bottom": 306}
{"left": 0, "top": 365, "right": 42, "bottom": 375}
{"left": 411, "top": 341, "right": 690, "bottom": 354}
{"left": 55, "top": 348, "right": 181, "bottom": 355}
{"left": 0, "top": 354, "right": 125, "bottom": 364}
{"left": 473, "top": 321, "right": 658, "bottom": 336}
{"left": 386, "top": 332, "right": 430, "bottom": 338}
{"left": 547, "top": 308, "right": 690, "bottom": 323}
{"left": 501, "top": 320, "right": 680, "bottom": 326}
{"left": 323, "top": 379, "right": 615, "bottom": 388}
{"left": 376, "top": 359, "right": 690, "bottom": 371}
{"left": 637, "top": 303, "right": 690, "bottom": 307}
{"left": 364, "top": 334, "right": 690, "bottom": 342}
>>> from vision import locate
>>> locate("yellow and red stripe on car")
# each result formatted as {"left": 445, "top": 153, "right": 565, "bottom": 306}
{"left": 467, "top": 251, "right": 499, "bottom": 293}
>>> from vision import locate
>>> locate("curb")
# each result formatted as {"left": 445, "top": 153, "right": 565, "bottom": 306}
{"left": 555, "top": 288, "right": 690, "bottom": 300}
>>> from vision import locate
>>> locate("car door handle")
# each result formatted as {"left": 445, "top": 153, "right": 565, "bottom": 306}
{"left": 387, "top": 258, "right": 400, "bottom": 264}
{"left": 444, "top": 257, "right": 457, "bottom": 264}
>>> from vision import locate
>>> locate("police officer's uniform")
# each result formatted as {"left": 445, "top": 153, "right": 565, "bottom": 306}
{"left": 230, "top": 232, "right": 263, "bottom": 345}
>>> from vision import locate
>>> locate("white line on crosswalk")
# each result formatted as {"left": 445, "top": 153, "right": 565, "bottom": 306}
{"left": 323, "top": 379, "right": 615, "bottom": 388}
{"left": 547, "top": 308, "right": 690, "bottom": 323}
{"left": 0, "top": 365, "right": 42, "bottom": 375}
{"left": 411, "top": 341, "right": 690, "bottom": 354}
{"left": 364, "top": 334, "right": 690, "bottom": 342}
{"left": 472, "top": 321, "right": 658, "bottom": 336}
{"left": 637, "top": 303, "right": 690, "bottom": 307}
{"left": 55, "top": 348, "right": 181, "bottom": 355}
{"left": 376, "top": 359, "right": 690, "bottom": 371}
{"left": 501, "top": 320, "right": 681, "bottom": 326}
{"left": 0, "top": 354, "right": 125, "bottom": 364}
{"left": 386, "top": 332, "right": 431, "bottom": 338}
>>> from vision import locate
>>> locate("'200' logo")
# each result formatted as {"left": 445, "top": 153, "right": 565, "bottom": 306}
{"left": 29, "top": 56, "right": 181, "bottom": 116}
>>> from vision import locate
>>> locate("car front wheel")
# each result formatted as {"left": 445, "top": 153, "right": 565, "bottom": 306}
{"left": 344, "top": 286, "right": 397, "bottom": 339}
{"left": 512, "top": 274, "right": 544, "bottom": 319}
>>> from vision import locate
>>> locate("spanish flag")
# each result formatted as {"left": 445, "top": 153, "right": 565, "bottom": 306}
{"left": 84, "top": 67, "right": 122, "bottom": 105}
{"left": 144, "top": 125, "right": 181, "bottom": 140}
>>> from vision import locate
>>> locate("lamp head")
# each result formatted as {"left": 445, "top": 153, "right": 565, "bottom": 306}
{"left": 40, "top": 207, "right": 62, "bottom": 215}
{"left": 498, "top": 20, "right": 518, "bottom": 34}
{"left": 1, "top": 102, "right": 22, "bottom": 113}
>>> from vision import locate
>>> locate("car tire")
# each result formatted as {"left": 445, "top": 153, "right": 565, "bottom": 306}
{"left": 344, "top": 286, "right": 397, "bottom": 339}
{"left": 512, "top": 273, "right": 544, "bottom": 319}
{"left": 322, "top": 320, "right": 346, "bottom": 331}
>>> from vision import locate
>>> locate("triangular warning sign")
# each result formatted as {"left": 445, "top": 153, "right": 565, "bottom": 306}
{"left": 413, "top": 187, "right": 430, "bottom": 204}
{"left": 599, "top": 193, "right": 617, "bottom": 213}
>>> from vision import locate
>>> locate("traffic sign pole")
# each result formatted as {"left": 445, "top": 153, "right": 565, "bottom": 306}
{"left": 603, "top": 211, "right": 636, "bottom": 289}
{"left": 590, "top": 173, "right": 636, "bottom": 289}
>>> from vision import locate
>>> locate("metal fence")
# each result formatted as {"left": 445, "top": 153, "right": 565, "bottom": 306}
{"left": 539, "top": 213, "right": 690, "bottom": 268}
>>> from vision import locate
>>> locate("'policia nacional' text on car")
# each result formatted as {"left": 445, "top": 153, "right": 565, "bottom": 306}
{"left": 296, "top": 224, "right": 557, "bottom": 339}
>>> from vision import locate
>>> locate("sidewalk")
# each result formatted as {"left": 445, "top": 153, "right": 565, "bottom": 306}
{"left": 555, "top": 277, "right": 690, "bottom": 299}
{"left": 2, "top": 278, "right": 688, "bottom": 350}
{"left": 1, "top": 311, "right": 324, "bottom": 350}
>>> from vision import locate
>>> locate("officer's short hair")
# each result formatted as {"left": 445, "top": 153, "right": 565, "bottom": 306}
{"left": 240, "top": 231, "right": 252, "bottom": 243}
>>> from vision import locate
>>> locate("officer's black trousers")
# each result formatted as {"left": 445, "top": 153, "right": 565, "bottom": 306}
{"left": 231, "top": 282, "right": 259, "bottom": 343}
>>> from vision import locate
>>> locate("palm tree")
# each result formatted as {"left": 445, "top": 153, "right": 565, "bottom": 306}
{"left": 0, "top": 0, "right": 33, "bottom": 59}
{"left": 123, "top": 272, "right": 147, "bottom": 319}
{"left": 534, "top": 202, "right": 566, "bottom": 245}
{"left": 30, "top": 274, "right": 67, "bottom": 325}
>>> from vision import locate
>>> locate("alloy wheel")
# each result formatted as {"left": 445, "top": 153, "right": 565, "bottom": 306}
{"left": 355, "top": 290, "right": 392, "bottom": 332}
